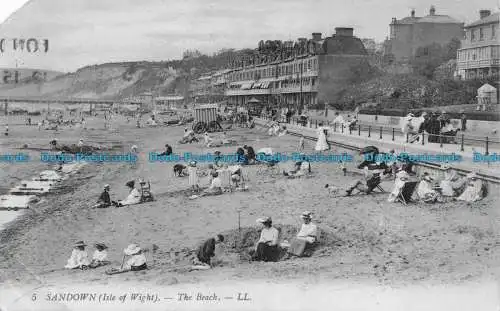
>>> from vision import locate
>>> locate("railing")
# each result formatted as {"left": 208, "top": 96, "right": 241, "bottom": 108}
{"left": 261, "top": 115, "right": 500, "bottom": 153}
{"left": 225, "top": 89, "right": 271, "bottom": 96}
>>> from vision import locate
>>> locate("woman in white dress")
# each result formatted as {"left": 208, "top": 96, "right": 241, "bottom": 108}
{"left": 387, "top": 168, "right": 410, "bottom": 202}
{"left": 188, "top": 161, "right": 200, "bottom": 192}
{"left": 315, "top": 123, "right": 329, "bottom": 152}
{"left": 457, "top": 172, "right": 485, "bottom": 202}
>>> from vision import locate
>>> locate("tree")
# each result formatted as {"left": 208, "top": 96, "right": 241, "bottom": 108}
{"left": 410, "top": 38, "right": 461, "bottom": 79}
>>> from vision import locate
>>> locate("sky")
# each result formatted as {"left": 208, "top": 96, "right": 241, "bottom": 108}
{"left": 0, "top": 0, "right": 498, "bottom": 72}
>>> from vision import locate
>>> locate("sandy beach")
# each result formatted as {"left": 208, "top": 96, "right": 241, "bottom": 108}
{"left": 1, "top": 116, "right": 500, "bottom": 310}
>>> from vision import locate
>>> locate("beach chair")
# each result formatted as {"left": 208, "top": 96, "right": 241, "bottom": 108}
{"left": 139, "top": 180, "right": 154, "bottom": 202}
{"left": 366, "top": 173, "right": 385, "bottom": 194}
{"left": 395, "top": 181, "right": 418, "bottom": 205}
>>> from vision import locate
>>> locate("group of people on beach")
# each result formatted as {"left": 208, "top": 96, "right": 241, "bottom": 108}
{"left": 65, "top": 241, "right": 148, "bottom": 273}
{"left": 93, "top": 179, "right": 152, "bottom": 208}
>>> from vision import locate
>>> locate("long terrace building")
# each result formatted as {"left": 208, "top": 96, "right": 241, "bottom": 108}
{"left": 223, "top": 27, "right": 370, "bottom": 108}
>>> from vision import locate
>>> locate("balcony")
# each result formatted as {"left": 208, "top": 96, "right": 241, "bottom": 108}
{"left": 225, "top": 88, "right": 271, "bottom": 96}
{"left": 457, "top": 58, "right": 500, "bottom": 69}
{"left": 278, "top": 85, "right": 318, "bottom": 93}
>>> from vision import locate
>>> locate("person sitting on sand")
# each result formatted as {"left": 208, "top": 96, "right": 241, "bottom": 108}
{"left": 94, "top": 184, "right": 111, "bottom": 208}
{"left": 283, "top": 160, "right": 311, "bottom": 178}
{"left": 194, "top": 234, "right": 225, "bottom": 268}
{"left": 252, "top": 217, "right": 280, "bottom": 262}
{"left": 77, "top": 139, "right": 84, "bottom": 147}
{"left": 198, "top": 172, "right": 223, "bottom": 197}
{"left": 204, "top": 132, "right": 212, "bottom": 146}
{"left": 287, "top": 212, "right": 318, "bottom": 257}
{"left": 158, "top": 144, "right": 173, "bottom": 156}
{"left": 229, "top": 165, "right": 243, "bottom": 188}
{"left": 236, "top": 147, "right": 247, "bottom": 165}
{"left": 65, "top": 241, "right": 91, "bottom": 269}
{"left": 114, "top": 181, "right": 141, "bottom": 207}
{"left": 243, "top": 145, "right": 256, "bottom": 164}
{"left": 416, "top": 172, "right": 441, "bottom": 203}
{"left": 343, "top": 167, "right": 381, "bottom": 196}
{"left": 456, "top": 172, "right": 485, "bottom": 202}
{"left": 90, "top": 243, "right": 109, "bottom": 268}
{"left": 439, "top": 164, "right": 465, "bottom": 197}
{"left": 122, "top": 244, "right": 147, "bottom": 271}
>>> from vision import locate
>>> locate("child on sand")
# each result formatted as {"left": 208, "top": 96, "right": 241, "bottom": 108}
{"left": 65, "top": 241, "right": 90, "bottom": 269}
{"left": 188, "top": 161, "right": 200, "bottom": 192}
{"left": 90, "top": 243, "right": 109, "bottom": 268}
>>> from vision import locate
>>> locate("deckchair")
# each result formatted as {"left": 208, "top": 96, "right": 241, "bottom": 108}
{"left": 396, "top": 181, "right": 418, "bottom": 205}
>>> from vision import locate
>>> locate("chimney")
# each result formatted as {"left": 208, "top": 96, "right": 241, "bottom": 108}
{"left": 411, "top": 9, "right": 415, "bottom": 18}
{"left": 335, "top": 27, "right": 354, "bottom": 37}
{"left": 312, "top": 32, "right": 322, "bottom": 41}
{"left": 429, "top": 5, "right": 436, "bottom": 16}
{"left": 480, "top": 10, "right": 491, "bottom": 19}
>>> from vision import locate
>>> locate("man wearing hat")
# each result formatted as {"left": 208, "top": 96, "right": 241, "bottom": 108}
{"left": 457, "top": 172, "right": 485, "bottom": 202}
{"left": 65, "top": 241, "right": 90, "bottom": 269}
{"left": 252, "top": 217, "right": 280, "bottom": 262}
{"left": 288, "top": 212, "right": 318, "bottom": 257}
{"left": 90, "top": 243, "right": 109, "bottom": 268}
{"left": 115, "top": 180, "right": 141, "bottom": 206}
{"left": 94, "top": 184, "right": 111, "bottom": 208}
{"left": 122, "top": 244, "right": 147, "bottom": 271}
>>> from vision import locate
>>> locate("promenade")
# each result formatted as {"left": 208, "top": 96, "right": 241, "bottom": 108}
{"left": 257, "top": 118, "right": 500, "bottom": 179}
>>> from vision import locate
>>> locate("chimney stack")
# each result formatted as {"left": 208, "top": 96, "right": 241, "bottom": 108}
{"left": 411, "top": 9, "right": 415, "bottom": 18}
{"left": 312, "top": 32, "right": 322, "bottom": 41}
{"left": 335, "top": 27, "right": 354, "bottom": 37}
{"left": 480, "top": 10, "right": 491, "bottom": 19}
{"left": 429, "top": 5, "right": 436, "bottom": 16}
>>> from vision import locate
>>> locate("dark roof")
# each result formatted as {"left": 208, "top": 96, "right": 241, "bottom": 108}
{"left": 322, "top": 35, "right": 367, "bottom": 55}
{"left": 465, "top": 12, "right": 500, "bottom": 28}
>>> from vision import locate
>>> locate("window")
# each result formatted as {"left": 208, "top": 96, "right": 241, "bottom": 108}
{"left": 471, "top": 30, "right": 475, "bottom": 41}
{"left": 492, "top": 25, "right": 496, "bottom": 39}
{"left": 480, "top": 28, "right": 484, "bottom": 40}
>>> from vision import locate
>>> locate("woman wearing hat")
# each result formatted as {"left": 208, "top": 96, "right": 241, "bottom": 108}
{"left": 90, "top": 243, "right": 109, "bottom": 268}
{"left": 115, "top": 180, "right": 141, "bottom": 206}
{"left": 188, "top": 161, "right": 200, "bottom": 192}
{"left": 457, "top": 172, "right": 485, "bottom": 202}
{"left": 387, "top": 167, "right": 411, "bottom": 203}
{"left": 416, "top": 172, "right": 441, "bottom": 203}
{"left": 439, "top": 165, "right": 464, "bottom": 197}
{"left": 65, "top": 241, "right": 91, "bottom": 269}
{"left": 122, "top": 244, "right": 147, "bottom": 271}
{"left": 252, "top": 217, "right": 280, "bottom": 262}
{"left": 288, "top": 212, "right": 318, "bottom": 257}
{"left": 198, "top": 171, "right": 223, "bottom": 197}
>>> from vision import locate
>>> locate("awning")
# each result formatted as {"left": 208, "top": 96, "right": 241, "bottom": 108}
{"left": 241, "top": 82, "right": 254, "bottom": 90}
{"left": 252, "top": 82, "right": 262, "bottom": 89}
{"left": 261, "top": 81, "right": 271, "bottom": 89}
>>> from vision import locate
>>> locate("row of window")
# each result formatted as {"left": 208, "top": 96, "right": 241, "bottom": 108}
{"left": 228, "top": 78, "right": 318, "bottom": 90}
{"left": 227, "top": 57, "right": 319, "bottom": 82}
{"left": 457, "top": 46, "right": 500, "bottom": 61}
{"left": 468, "top": 24, "right": 497, "bottom": 41}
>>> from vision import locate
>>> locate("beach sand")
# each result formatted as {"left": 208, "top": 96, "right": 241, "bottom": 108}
{"left": 1, "top": 117, "right": 499, "bottom": 293}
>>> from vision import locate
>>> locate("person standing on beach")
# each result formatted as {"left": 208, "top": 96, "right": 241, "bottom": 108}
{"left": 188, "top": 161, "right": 200, "bottom": 192}
{"left": 460, "top": 112, "right": 467, "bottom": 131}
{"left": 315, "top": 123, "right": 329, "bottom": 152}
{"left": 298, "top": 135, "right": 305, "bottom": 151}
